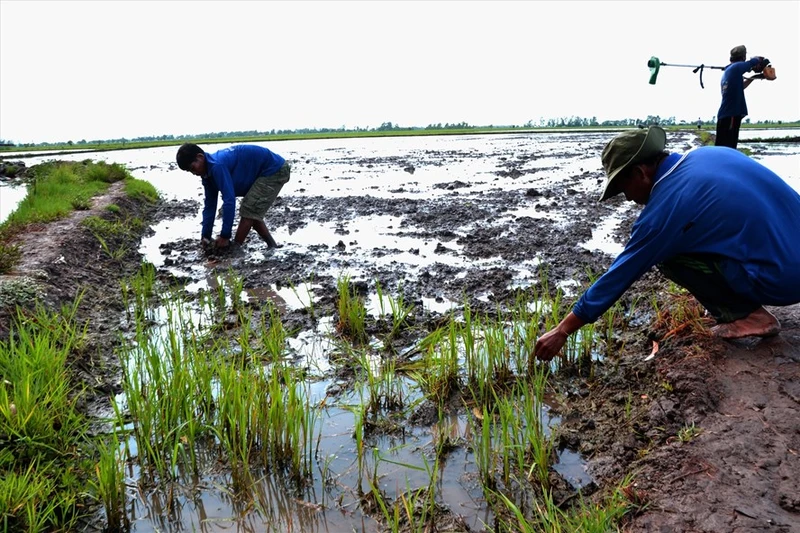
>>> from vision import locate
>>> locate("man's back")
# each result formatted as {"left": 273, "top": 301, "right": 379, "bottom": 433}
{"left": 639, "top": 146, "right": 800, "bottom": 304}
{"left": 206, "top": 145, "right": 285, "bottom": 194}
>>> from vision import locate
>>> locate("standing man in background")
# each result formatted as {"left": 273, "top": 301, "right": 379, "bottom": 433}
{"left": 715, "top": 45, "right": 770, "bottom": 149}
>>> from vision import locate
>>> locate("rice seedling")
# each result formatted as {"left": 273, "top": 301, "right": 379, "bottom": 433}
{"left": 414, "top": 324, "right": 460, "bottom": 406}
{"left": 540, "top": 270, "right": 565, "bottom": 334}
{"left": 349, "top": 401, "right": 368, "bottom": 489}
{"left": 624, "top": 390, "right": 634, "bottom": 421}
{"left": 368, "top": 480, "right": 401, "bottom": 533}
{"left": 118, "top": 276, "right": 318, "bottom": 488}
{"left": 121, "top": 262, "right": 157, "bottom": 323}
{"left": 262, "top": 365, "right": 318, "bottom": 479}
{"left": 380, "top": 357, "right": 406, "bottom": 412}
{"left": 464, "top": 311, "right": 521, "bottom": 409}
{"left": 375, "top": 280, "right": 389, "bottom": 321}
{"left": 482, "top": 317, "right": 515, "bottom": 384}
{"left": 259, "top": 300, "right": 288, "bottom": 362}
{"left": 491, "top": 479, "right": 633, "bottom": 533}
{"left": 382, "top": 282, "right": 415, "bottom": 345}
{"left": 287, "top": 276, "right": 317, "bottom": 319}
{"left": 464, "top": 317, "right": 494, "bottom": 408}
{"left": 521, "top": 367, "right": 553, "bottom": 490}
{"left": 601, "top": 301, "right": 623, "bottom": 354}
{"left": 226, "top": 268, "right": 246, "bottom": 315}
{"left": 677, "top": 421, "right": 702, "bottom": 443}
{"left": 368, "top": 444, "right": 440, "bottom": 533}
{"left": 336, "top": 274, "right": 368, "bottom": 344}
{"left": 214, "top": 272, "right": 229, "bottom": 313}
{"left": 92, "top": 434, "right": 128, "bottom": 531}
{"left": 217, "top": 354, "right": 317, "bottom": 480}
{"left": 649, "top": 282, "right": 712, "bottom": 341}
{"left": 507, "top": 290, "right": 542, "bottom": 374}
{"left": 214, "top": 353, "right": 260, "bottom": 472}
{"left": 234, "top": 305, "right": 255, "bottom": 359}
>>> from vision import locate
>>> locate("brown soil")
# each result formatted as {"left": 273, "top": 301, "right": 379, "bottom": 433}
{"left": 2, "top": 147, "right": 799, "bottom": 532}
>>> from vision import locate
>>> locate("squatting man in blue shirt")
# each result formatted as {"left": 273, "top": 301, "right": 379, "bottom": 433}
{"left": 534, "top": 126, "right": 800, "bottom": 361}
{"left": 176, "top": 143, "right": 290, "bottom": 250}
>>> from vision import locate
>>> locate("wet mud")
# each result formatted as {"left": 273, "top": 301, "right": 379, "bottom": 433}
{"left": 2, "top": 130, "right": 799, "bottom": 532}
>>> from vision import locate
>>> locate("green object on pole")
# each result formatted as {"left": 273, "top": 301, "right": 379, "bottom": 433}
{"left": 648, "top": 56, "right": 661, "bottom": 85}
{"left": 647, "top": 55, "right": 726, "bottom": 87}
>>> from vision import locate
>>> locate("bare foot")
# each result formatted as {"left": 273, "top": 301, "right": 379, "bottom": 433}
{"left": 710, "top": 307, "right": 781, "bottom": 339}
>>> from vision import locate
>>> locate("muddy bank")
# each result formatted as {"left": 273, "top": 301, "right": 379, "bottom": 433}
{"left": 0, "top": 181, "right": 160, "bottom": 408}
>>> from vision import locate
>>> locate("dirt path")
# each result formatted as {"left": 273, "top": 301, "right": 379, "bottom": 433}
{"left": 626, "top": 306, "right": 800, "bottom": 532}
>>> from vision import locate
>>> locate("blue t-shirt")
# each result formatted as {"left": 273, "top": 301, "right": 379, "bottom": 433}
{"left": 201, "top": 145, "right": 286, "bottom": 239}
{"left": 717, "top": 58, "right": 760, "bottom": 119}
{"left": 573, "top": 147, "right": 800, "bottom": 323}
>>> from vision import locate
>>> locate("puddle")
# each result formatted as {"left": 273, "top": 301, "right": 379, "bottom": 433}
{"left": 0, "top": 182, "right": 28, "bottom": 224}
{"left": 578, "top": 204, "right": 635, "bottom": 257}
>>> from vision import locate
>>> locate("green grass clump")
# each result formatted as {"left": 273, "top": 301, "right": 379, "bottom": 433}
{"left": 0, "top": 242, "right": 21, "bottom": 275}
{"left": 84, "top": 160, "right": 128, "bottom": 183}
{"left": 7, "top": 163, "right": 108, "bottom": 226}
{"left": 124, "top": 177, "right": 159, "bottom": 203}
{"left": 0, "top": 299, "right": 94, "bottom": 531}
{"left": 0, "top": 160, "right": 157, "bottom": 236}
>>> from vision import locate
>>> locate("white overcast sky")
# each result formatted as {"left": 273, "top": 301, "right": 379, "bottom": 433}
{"left": 1, "top": 0, "right": 798, "bottom": 144}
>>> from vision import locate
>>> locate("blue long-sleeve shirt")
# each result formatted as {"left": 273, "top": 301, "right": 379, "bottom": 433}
{"left": 717, "top": 57, "right": 760, "bottom": 119}
{"left": 573, "top": 147, "right": 800, "bottom": 323}
{"left": 201, "top": 145, "right": 285, "bottom": 239}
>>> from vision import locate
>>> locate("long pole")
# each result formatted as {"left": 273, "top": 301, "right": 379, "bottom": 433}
{"left": 660, "top": 62, "right": 725, "bottom": 71}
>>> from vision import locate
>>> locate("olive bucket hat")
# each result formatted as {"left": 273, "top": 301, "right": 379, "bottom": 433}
{"left": 599, "top": 126, "right": 667, "bottom": 201}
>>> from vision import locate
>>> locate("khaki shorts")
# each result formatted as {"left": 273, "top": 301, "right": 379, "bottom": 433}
{"left": 239, "top": 162, "right": 291, "bottom": 220}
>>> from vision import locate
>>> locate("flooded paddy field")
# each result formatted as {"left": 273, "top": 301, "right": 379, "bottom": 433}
{"left": 2, "top": 129, "right": 799, "bottom": 532}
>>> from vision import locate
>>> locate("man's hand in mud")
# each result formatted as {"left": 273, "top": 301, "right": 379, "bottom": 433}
{"left": 533, "top": 328, "right": 569, "bottom": 361}
{"left": 215, "top": 237, "right": 231, "bottom": 248}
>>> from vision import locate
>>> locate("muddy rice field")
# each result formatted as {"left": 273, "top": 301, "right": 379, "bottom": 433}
{"left": 1, "top": 129, "right": 800, "bottom": 532}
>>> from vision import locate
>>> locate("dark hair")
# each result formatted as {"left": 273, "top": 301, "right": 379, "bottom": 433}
{"left": 729, "top": 45, "right": 746, "bottom": 63}
{"left": 176, "top": 143, "right": 204, "bottom": 171}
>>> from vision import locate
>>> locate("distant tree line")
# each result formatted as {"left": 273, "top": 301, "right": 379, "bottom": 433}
{"left": 1, "top": 116, "right": 794, "bottom": 148}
